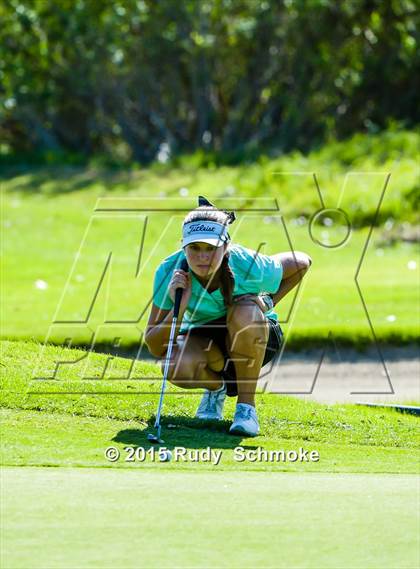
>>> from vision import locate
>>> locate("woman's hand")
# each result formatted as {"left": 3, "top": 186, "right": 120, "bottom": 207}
{"left": 169, "top": 269, "right": 192, "bottom": 314}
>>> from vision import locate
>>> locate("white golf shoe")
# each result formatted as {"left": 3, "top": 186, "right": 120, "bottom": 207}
{"left": 195, "top": 382, "right": 227, "bottom": 420}
{"left": 229, "top": 403, "right": 260, "bottom": 437}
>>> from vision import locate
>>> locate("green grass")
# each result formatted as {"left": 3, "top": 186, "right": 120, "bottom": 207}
{"left": 1, "top": 340, "right": 418, "bottom": 471}
{"left": 1, "top": 340, "right": 419, "bottom": 569}
{"left": 2, "top": 128, "right": 419, "bottom": 224}
{"left": 2, "top": 130, "right": 419, "bottom": 569}
{"left": 1, "top": 154, "right": 419, "bottom": 348}
{"left": 1, "top": 407, "right": 417, "bottom": 474}
{"left": 2, "top": 467, "right": 419, "bottom": 569}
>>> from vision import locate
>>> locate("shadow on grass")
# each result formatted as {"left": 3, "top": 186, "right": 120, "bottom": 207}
{"left": 2, "top": 162, "right": 195, "bottom": 196}
{"left": 113, "top": 416, "right": 259, "bottom": 451}
{"left": 91, "top": 339, "right": 420, "bottom": 362}
{"left": 2, "top": 166, "right": 148, "bottom": 196}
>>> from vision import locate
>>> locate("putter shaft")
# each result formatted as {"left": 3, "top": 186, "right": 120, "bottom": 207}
{"left": 154, "top": 314, "right": 178, "bottom": 430}
{"left": 150, "top": 259, "right": 187, "bottom": 440}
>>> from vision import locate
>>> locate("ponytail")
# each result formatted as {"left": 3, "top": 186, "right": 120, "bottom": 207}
{"left": 219, "top": 251, "right": 235, "bottom": 307}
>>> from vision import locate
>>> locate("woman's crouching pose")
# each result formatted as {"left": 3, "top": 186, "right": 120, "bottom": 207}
{"left": 145, "top": 196, "right": 312, "bottom": 437}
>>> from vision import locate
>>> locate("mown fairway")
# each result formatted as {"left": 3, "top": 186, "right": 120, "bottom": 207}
{"left": 1, "top": 340, "right": 419, "bottom": 455}
{"left": 2, "top": 131, "right": 419, "bottom": 568}
{"left": 1, "top": 340, "right": 419, "bottom": 568}
{"left": 2, "top": 467, "right": 418, "bottom": 569}
{"left": 2, "top": 133, "right": 419, "bottom": 348}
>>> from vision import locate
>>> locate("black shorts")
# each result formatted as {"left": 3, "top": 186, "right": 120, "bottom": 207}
{"left": 179, "top": 316, "right": 283, "bottom": 397}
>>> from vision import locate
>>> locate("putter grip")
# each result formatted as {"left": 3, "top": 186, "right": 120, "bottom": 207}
{"left": 173, "top": 258, "right": 189, "bottom": 319}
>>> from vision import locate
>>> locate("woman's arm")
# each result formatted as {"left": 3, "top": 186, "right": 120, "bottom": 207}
{"left": 271, "top": 251, "right": 312, "bottom": 305}
{"left": 145, "top": 304, "right": 185, "bottom": 358}
{"left": 145, "top": 266, "right": 192, "bottom": 357}
{"left": 231, "top": 251, "right": 312, "bottom": 313}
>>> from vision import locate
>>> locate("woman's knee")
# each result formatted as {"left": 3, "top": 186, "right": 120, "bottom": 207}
{"left": 228, "top": 300, "right": 264, "bottom": 329}
{"left": 162, "top": 345, "right": 204, "bottom": 386}
{"left": 227, "top": 301, "right": 269, "bottom": 345}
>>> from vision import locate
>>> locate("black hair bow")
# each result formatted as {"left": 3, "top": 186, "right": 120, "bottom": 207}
{"left": 198, "top": 195, "right": 236, "bottom": 225}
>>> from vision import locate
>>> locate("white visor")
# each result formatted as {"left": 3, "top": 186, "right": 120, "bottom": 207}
{"left": 182, "top": 221, "right": 229, "bottom": 248}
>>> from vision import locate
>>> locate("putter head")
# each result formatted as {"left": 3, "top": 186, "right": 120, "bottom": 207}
{"left": 147, "top": 433, "right": 164, "bottom": 444}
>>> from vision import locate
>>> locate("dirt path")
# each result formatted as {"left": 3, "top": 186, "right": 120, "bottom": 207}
{"left": 260, "top": 346, "right": 420, "bottom": 404}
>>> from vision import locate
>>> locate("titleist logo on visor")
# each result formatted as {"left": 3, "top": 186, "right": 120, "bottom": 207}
{"left": 187, "top": 223, "right": 218, "bottom": 234}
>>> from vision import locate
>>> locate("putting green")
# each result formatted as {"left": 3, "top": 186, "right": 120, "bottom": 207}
{"left": 1, "top": 467, "right": 418, "bottom": 569}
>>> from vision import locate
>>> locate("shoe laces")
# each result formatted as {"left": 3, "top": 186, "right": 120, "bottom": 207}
{"left": 205, "top": 392, "right": 216, "bottom": 412}
{"left": 205, "top": 387, "right": 223, "bottom": 411}
{"left": 236, "top": 405, "right": 253, "bottom": 420}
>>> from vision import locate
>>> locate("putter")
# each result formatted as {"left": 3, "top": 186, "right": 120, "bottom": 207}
{"left": 147, "top": 258, "right": 188, "bottom": 444}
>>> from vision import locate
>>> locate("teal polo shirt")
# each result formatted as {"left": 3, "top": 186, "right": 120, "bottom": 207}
{"left": 152, "top": 244, "right": 283, "bottom": 333}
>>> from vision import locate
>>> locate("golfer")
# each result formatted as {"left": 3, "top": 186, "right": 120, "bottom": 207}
{"left": 145, "top": 197, "right": 312, "bottom": 436}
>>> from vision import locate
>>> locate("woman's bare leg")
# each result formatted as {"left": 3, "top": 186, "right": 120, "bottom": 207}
{"left": 164, "top": 335, "right": 225, "bottom": 390}
{"left": 226, "top": 299, "right": 269, "bottom": 406}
